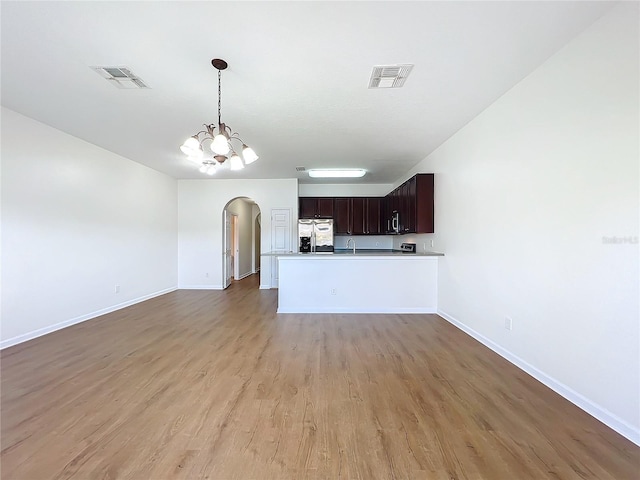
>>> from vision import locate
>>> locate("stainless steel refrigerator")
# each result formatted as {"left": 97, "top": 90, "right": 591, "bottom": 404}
{"left": 298, "top": 219, "right": 334, "bottom": 253}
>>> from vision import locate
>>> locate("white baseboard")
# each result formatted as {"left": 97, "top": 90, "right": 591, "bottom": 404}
{"left": 235, "top": 271, "right": 253, "bottom": 281}
{"left": 438, "top": 309, "right": 640, "bottom": 447}
{"left": 259, "top": 284, "right": 272, "bottom": 290}
{"left": 0, "top": 287, "right": 178, "bottom": 350}
{"left": 178, "top": 284, "right": 223, "bottom": 290}
{"left": 277, "top": 306, "right": 437, "bottom": 314}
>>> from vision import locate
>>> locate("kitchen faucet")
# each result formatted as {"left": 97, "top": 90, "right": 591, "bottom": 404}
{"left": 346, "top": 237, "right": 356, "bottom": 254}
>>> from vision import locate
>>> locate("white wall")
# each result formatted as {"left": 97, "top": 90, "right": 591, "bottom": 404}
{"left": 1, "top": 107, "right": 178, "bottom": 347}
{"left": 299, "top": 183, "right": 392, "bottom": 197}
{"left": 402, "top": 4, "right": 639, "bottom": 443}
{"left": 178, "top": 179, "right": 298, "bottom": 289}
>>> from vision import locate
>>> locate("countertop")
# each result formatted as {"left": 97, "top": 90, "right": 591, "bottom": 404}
{"left": 262, "top": 249, "right": 444, "bottom": 257}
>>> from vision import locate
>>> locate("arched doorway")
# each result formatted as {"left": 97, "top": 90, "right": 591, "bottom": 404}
{"left": 222, "top": 197, "right": 261, "bottom": 289}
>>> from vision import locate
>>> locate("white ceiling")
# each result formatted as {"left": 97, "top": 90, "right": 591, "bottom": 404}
{"left": 1, "top": 1, "right": 614, "bottom": 184}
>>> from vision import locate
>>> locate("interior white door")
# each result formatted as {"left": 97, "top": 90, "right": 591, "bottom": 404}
{"left": 270, "top": 209, "right": 291, "bottom": 288}
{"left": 223, "top": 210, "right": 232, "bottom": 289}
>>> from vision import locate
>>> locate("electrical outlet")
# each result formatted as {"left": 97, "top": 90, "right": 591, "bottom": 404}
{"left": 430, "top": 240, "right": 434, "bottom": 248}
{"left": 115, "top": 285, "right": 120, "bottom": 294}
{"left": 423, "top": 242, "right": 427, "bottom": 251}
{"left": 331, "top": 288, "right": 337, "bottom": 295}
{"left": 205, "top": 272, "right": 209, "bottom": 278}
{"left": 504, "top": 316, "right": 513, "bottom": 331}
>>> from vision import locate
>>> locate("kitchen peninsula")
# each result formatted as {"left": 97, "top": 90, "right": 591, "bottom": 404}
{"left": 266, "top": 250, "right": 443, "bottom": 314}
{"left": 267, "top": 172, "right": 441, "bottom": 314}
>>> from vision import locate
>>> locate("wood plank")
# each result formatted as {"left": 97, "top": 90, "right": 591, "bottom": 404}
{"left": 2, "top": 275, "right": 638, "bottom": 479}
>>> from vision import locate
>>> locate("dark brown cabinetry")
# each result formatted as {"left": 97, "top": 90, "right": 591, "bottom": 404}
{"left": 299, "top": 197, "right": 334, "bottom": 219}
{"left": 362, "top": 197, "right": 382, "bottom": 235}
{"left": 333, "top": 198, "right": 352, "bottom": 234}
{"left": 332, "top": 197, "right": 382, "bottom": 235}
{"left": 298, "top": 174, "right": 433, "bottom": 235}
{"left": 384, "top": 173, "right": 434, "bottom": 234}
{"left": 351, "top": 198, "right": 365, "bottom": 234}
{"left": 371, "top": 198, "right": 383, "bottom": 234}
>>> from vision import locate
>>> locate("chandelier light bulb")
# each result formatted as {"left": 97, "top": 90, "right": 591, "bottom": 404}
{"left": 206, "top": 165, "right": 217, "bottom": 175}
{"left": 211, "top": 133, "right": 230, "bottom": 155}
{"left": 180, "top": 136, "right": 200, "bottom": 156}
{"left": 242, "top": 145, "right": 259, "bottom": 165}
{"left": 229, "top": 153, "right": 244, "bottom": 171}
{"left": 199, "top": 165, "right": 208, "bottom": 173}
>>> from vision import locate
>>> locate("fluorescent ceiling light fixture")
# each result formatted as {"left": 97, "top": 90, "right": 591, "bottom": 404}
{"left": 308, "top": 169, "right": 366, "bottom": 178}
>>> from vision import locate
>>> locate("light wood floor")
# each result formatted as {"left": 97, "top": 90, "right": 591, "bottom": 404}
{"left": 2, "top": 275, "right": 638, "bottom": 479}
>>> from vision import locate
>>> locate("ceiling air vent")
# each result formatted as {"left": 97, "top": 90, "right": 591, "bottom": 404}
{"left": 368, "top": 64, "right": 413, "bottom": 89}
{"left": 296, "top": 166, "right": 306, "bottom": 172}
{"left": 91, "top": 66, "right": 150, "bottom": 89}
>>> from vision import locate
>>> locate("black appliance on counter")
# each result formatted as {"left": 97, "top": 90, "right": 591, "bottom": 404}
{"left": 397, "top": 242, "right": 416, "bottom": 253}
{"left": 300, "top": 236, "right": 312, "bottom": 253}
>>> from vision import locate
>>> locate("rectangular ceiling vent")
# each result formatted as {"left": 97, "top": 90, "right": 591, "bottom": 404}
{"left": 91, "top": 66, "right": 149, "bottom": 89}
{"left": 295, "top": 166, "right": 306, "bottom": 172}
{"left": 368, "top": 64, "right": 414, "bottom": 89}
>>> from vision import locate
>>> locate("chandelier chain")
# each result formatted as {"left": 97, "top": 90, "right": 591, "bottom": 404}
{"left": 217, "top": 70, "right": 222, "bottom": 126}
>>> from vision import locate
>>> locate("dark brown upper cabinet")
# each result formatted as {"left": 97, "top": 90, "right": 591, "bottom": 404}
{"left": 365, "top": 197, "right": 383, "bottom": 235}
{"left": 384, "top": 174, "right": 434, "bottom": 234}
{"left": 333, "top": 197, "right": 382, "bottom": 236}
{"left": 351, "top": 197, "right": 382, "bottom": 235}
{"left": 333, "top": 198, "right": 352, "bottom": 234}
{"left": 299, "top": 197, "right": 334, "bottom": 219}
{"left": 351, "top": 198, "right": 366, "bottom": 234}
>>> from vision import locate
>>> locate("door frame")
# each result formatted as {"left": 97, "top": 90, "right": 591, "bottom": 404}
{"left": 232, "top": 214, "right": 240, "bottom": 280}
{"left": 222, "top": 197, "right": 262, "bottom": 289}
{"left": 223, "top": 210, "right": 233, "bottom": 289}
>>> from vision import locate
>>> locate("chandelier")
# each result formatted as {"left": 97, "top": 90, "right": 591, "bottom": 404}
{"left": 180, "top": 59, "right": 258, "bottom": 175}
